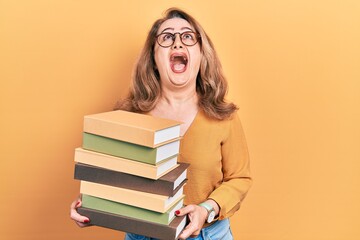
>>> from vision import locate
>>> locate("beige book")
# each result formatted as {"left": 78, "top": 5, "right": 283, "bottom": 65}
{"left": 74, "top": 148, "right": 178, "bottom": 179}
{"left": 80, "top": 181, "right": 184, "bottom": 213}
{"left": 83, "top": 110, "right": 182, "bottom": 148}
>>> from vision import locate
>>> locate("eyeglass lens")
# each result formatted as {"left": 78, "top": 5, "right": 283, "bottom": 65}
{"left": 157, "top": 32, "right": 198, "bottom": 47}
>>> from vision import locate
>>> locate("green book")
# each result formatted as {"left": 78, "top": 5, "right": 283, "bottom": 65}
{"left": 82, "top": 194, "right": 184, "bottom": 225}
{"left": 82, "top": 133, "right": 180, "bottom": 165}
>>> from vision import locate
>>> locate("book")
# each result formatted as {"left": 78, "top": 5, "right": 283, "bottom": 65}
{"left": 80, "top": 181, "right": 184, "bottom": 213}
{"left": 74, "top": 161, "right": 189, "bottom": 196}
{"left": 74, "top": 148, "right": 179, "bottom": 180}
{"left": 83, "top": 110, "right": 182, "bottom": 148}
{"left": 82, "top": 194, "right": 184, "bottom": 225}
{"left": 83, "top": 132, "right": 180, "bottom": 164}
{"left": 78, "top": 207, "right": 186, "bottom": 240}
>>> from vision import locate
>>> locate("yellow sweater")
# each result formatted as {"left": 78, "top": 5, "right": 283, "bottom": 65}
{"left": 179, "top": 110, "right": 252, "bottom": 219}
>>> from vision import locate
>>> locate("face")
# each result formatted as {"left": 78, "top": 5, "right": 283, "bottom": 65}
{"left": 154, "top": 18, "right": 202, "bottom": 90}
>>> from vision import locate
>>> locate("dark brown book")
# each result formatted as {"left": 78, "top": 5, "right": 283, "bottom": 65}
{"left": 78, "top": 207, "right": 187, "bottom": 240}
{"left": 74, "top": 162, "right": 189, "bottom": 196}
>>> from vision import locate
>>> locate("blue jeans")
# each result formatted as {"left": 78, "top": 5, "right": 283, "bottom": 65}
{"left": 124, "top": 218, "right": 233, "bottom": 240}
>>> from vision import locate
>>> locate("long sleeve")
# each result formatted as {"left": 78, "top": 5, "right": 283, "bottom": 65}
{"left": 208, "top": 113, "right": 252, "bottom": 219}
{"left": 179, "top": 110, "right": 252, "bottom": 219}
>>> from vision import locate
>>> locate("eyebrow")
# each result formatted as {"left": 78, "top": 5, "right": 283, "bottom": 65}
{"left": 160, "top": 27, "right": 194, "bottom": 33}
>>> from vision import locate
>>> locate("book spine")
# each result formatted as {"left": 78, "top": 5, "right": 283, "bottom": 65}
{"left": 74, "top": 148, "right": 163, "bottom": 180}
{"left": 83, "top": 133, "right": 158, "bottom": 164}
{"left": 84, "top": 116, "right": 155, "bottom": 147}
{"left": 82, "top": 194, "right": 184, "bottom": 225}
{"left": 83, "top": 110, "right": 182, "bottom": 148}
{"left": 74, "top": 163, "right": 185, "bottom": 196}
{"left": 80, "top": 181, "right": 184, "bottom": 213}
{"left": 78, "top": 207, "right": 187, "bottom": 240}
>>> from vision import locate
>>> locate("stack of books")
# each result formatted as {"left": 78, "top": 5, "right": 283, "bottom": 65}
{"left": 73, "top": 110, "right": 189, "bottom": 240}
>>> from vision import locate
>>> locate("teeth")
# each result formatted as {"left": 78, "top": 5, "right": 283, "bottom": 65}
{"left": 171, "top": 54, "right": 187, "bottom": 63}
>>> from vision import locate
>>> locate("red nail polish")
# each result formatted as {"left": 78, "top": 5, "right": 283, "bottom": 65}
{"left": 175, "top": 210, "right": 180, "bottom": 215}
{"left": 75, "top": 201, "right": 80, "bottom": 207}
{"left": 84, "top": 219, "right": 90, "bottom": 223}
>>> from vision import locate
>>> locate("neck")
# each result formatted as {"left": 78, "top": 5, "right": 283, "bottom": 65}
{"left": 150, "top": 86, "right": 199, "bottom": 136}
{"left": 160, "top": 87, "right": 198, "bottom": 109}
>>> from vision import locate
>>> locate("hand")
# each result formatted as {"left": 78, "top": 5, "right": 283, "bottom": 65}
{"left": 70, "top": 195, "right": 91, "bottom": 228}
{"left": 176, "top": 204, "right": 208, "bottom": 239}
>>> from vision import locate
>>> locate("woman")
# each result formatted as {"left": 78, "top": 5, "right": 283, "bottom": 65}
{"left": 70, "top": 8, "right": 252, "bottom": 240}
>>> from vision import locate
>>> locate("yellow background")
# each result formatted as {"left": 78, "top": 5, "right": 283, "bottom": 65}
{"left": 1, "top": 0, "right": 359, "bottom": 239}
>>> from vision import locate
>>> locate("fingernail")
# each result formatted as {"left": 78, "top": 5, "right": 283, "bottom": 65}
{"left": 84, "top": 219, "right": 90, "bottom": 223}
{"left": 75, "top": 201, "right": 80, "bottom": 207}
{"left": 175, "top": 210, "right": 180, "bottom": 215}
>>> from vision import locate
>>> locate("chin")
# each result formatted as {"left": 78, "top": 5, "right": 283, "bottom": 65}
{"left": 169, "top": 78, "right": 189, "bottom": 87}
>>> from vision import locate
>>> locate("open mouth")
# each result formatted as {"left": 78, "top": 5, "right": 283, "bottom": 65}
{"left": 170, "top": 53, "right": 188, "bottom": 73}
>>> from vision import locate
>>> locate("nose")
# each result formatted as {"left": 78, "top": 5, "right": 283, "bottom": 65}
{"left": 172, "top": 33, "right": 183, "bottom": 49}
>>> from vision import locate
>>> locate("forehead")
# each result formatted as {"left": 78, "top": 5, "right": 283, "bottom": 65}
{"left": 157, "top": 18, "right": 194, "bottom": 33}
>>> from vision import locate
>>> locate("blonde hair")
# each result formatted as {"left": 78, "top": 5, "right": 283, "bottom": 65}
{"left": 117, "top": 8, "right": 237, "bottom": 120}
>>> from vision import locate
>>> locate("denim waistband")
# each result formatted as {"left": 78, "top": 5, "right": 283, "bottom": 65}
{"left": 187, "top": 218, "right": 233, "bottom": 240}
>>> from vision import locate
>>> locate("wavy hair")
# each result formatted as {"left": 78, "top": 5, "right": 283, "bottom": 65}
{"left": 117, "top": 8, "right": 237, "bottom": 120}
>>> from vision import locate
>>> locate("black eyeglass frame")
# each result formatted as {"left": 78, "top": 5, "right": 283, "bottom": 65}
{"left": 155, "top": 31, "right": 201, "bottom": 48}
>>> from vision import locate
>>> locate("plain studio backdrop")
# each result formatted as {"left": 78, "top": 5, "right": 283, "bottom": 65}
{"left": 0, "top": 0, "right": 359, "bottom": 239}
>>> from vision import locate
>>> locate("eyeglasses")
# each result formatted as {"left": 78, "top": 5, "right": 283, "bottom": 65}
{"left": 156, "top": 31, "right": 201, "bottom": 48}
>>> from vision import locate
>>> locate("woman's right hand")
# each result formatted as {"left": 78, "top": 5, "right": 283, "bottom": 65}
{"left": 70, "top": 195, "right": 91, "bottom": 227}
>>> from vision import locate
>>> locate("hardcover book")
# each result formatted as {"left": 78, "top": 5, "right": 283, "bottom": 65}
{"left": 78, "top": 207, "right": 186, "bottom": 240}
{"left": 83, "top": 110, "right": 182, "bottom": 148}
{"left": 80, "top": 181, "right": 184, "bottom": 213}
{"left": 82, "top": 194, "right": 184, "bottom": 225}
{"left": 74, "top": 161, "right": 189, "bottom": 196}
{"left": 83, "top": 132, "right": 180, "bottom": 165}
{"left": 74, "top": 148, "right": 179, "bottom": 180}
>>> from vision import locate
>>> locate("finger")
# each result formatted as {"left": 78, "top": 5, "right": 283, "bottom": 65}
{"left": 70, "top": 199, "right": 90, "bottom": 227}
{"left": 70, "top": 206, "right": 85, "bottom": 221}
{"left": 75, "top": 220, "right": 90, "bottom": 228}
{"left": 178, "top": 222, "right": 201, "bottom": 239}
{"left": 70, "top": 209, "right": 91, "bottom": 227}
{"left": 175, "top": 205, "right": 196, "bottom": 217}
{"left": 71, "top": 199, "right": 81, "bottom": 209}
{"left": 70, "top": 195, "right": 83, "bottom": 208}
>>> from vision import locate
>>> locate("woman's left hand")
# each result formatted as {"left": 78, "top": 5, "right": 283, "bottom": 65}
{"left": 176, "top": 204, "right": 208, "bottom": 239}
